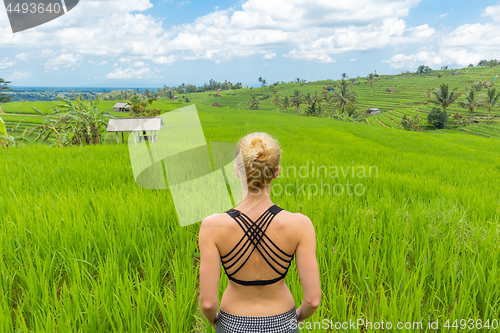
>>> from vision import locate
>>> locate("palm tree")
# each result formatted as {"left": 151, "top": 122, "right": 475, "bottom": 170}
{"left": 321, "top": 89, "right": 333, "bottom": 114}
{"left": 247, "top": 96, "right": 260, "bottom": 110}
{"left": 425, "top": 88, "right": 433, "bottom": 102}
{"left": 365, "top": 73, "right": 377, "bottom": 96}
{"left": 281, "top": 96, "right": 290, "bottom": 113}
{"left": 291, "top": 90, "right": 303, "bottom": 115}
{"left": 460, "top": 89, "right": 482, "bottom": 126}
{"left": 331, "top": 80, "right": 358, "bottom": 116}
{"left": 484, "top": 88, "right": 500, "bottom": 123}
{"left": 305, "top": 91, "right": 323, "bottom": 117}
{"left": 166, "top": 90, "right": 175, "bottom": 100}
{"left": 341, "top": 73, "right": 348, "bottom": 80}
{"left": 272, "top": 93, "right": 281, "bottom": 112}
{"left": 431, "top": 83, "right": 461, "bottom": 114}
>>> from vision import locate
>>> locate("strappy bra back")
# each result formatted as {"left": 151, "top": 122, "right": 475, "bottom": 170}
{"left": 220, "top": 204, "right": 294, "bottom": 286}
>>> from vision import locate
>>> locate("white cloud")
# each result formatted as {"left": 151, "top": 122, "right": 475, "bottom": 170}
{"left": 106, "top": 66, "right": 160, "bottom": 79}
{"left": 88, "top": 60, "right": 107, "bottom": 66}
{"left": 284, "top": 49, "right": 336, "bottom": 63}
{"left": 383, "top": 8, "right": 500, "bottom": 70}
{"left": 164, "top": 0, "right": 428, "bottom": 63}
{"left": 262, "top": 52, "right": 276, "bottom": 59}
{"left": 153, "top": 55, "right": 176, "bottom": 64}
{"left": 6, "top": 0, "right": 498, "bottom": 71}
{"left": 0, "top": 58, "right": 15, "bottom": 69}
{"left": 482, "top": 4, "right": 500, "bottom": 22}
{"left": 350, "top": 58, "right": 356, "bottom": 61}
{"left": 44, "top": 53, "right": 83, "bottom": 71}
{"left": 15, "top": 53, "right": 30, "bottom": 60}
{"left": 439, "top": 13, "right": 448, "bottom": 19}
{"left": 0, "top": 0, "right": 431, "bottom": 65}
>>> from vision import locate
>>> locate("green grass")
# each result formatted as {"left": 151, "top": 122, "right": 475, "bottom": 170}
{"left": 1, "top": 104, "right": 499, "bottom": 332}
{"left": 0, "top": 114, "right": 45, "bottom": 125}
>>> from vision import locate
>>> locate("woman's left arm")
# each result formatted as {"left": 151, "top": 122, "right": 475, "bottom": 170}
{"left": 198, "top": 216, "right": 221, "bottom": 327}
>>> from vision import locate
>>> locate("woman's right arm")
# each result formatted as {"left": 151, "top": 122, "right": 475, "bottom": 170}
{"left": 294, "top": 214, "right": 321, "bottom": 323}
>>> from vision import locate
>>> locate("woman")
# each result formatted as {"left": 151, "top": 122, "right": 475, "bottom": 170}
{"left": 198, "top": 132, "right": 321, "bottom": 332}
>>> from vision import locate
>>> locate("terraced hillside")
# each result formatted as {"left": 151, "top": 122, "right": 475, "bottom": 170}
{"left": 1, "top": 65, "right": 500, "bottom": 138}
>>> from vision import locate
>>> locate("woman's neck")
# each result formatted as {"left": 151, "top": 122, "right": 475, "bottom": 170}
{"left": 237, "top": 186, "right": 273, "bottom": 212}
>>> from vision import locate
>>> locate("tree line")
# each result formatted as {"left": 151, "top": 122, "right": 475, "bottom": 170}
{"left": 99, "top": 79, "right": 243, "bottom": 101}
{"left": 401, "top": 82, "right": 500, "bottom": 131}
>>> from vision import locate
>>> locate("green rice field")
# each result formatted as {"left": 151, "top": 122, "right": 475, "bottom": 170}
{"left": 1, "top": 103, "right": 499, "bottom": 332}
{"left": 3, "top": 65, "right": 500, "bottom": 139}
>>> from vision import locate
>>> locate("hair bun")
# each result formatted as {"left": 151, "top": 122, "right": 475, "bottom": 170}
{"left": 249, "top": 137, "right": 271, "bottom": 163}
{"left": 237, "top": 132, "right": 280, "bottom": 190}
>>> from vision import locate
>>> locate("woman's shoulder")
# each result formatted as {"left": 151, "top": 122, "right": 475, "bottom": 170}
{"left": 200, "top": 212, "right": 233, "bottom": 228}
{"left": 276, "top": 207, "right": 312, "bottom": 223}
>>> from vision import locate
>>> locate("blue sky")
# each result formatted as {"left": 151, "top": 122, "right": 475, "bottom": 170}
{"left": 1, "top": 0, "right": 500, "bottom": 87}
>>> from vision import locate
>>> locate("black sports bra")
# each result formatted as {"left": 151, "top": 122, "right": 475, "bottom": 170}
{"left": 220, "top": 204, "right": 294, "bottom": 286}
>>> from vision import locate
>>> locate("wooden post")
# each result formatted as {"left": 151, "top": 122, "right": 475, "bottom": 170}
{"left": 122, "top": 132, "right": 125, "bottom": 143}
{"left": 116, "top": 132, "right": 119, "bottom": 144}
{"left": 134, "top": 132, "right": 137, "bottom": 144}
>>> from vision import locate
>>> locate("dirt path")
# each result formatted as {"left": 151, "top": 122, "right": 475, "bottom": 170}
{"left": 0, "top": 106, "right": 4, "bottom": 114}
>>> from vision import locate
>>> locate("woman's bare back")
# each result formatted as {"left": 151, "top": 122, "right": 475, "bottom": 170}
{"left": 205, "top": 204, "right": 308, "bottom": 316}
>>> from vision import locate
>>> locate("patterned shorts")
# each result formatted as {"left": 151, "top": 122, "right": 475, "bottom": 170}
{"left": 215, "top": 307, "right": 299, "bottom": 333}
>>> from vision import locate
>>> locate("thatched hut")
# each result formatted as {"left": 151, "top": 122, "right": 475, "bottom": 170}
{"left": 106, "top": 117, "right": 163, "bottom": 144}
{"left": 385, "top": 88, "right": 396, "bottom": 93}
{"left": 113, "top": 102, "right": 131, "bottom": 112}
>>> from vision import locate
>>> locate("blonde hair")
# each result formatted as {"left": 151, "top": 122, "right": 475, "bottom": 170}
{"left": 236, "top": 132, "right": 280, "bottom": 190}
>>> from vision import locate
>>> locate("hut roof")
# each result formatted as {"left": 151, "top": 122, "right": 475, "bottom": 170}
{"left": 211, "top": 103, "right": 223, "bottom": 107}
{"left": 450, "top": 71, "right": 458, "bottom": 75}
{"left": 369, "top": 108, "right": 381, "bottom": 111}
{"left": 106, "top": 117, "right": 163, "bottom": 132}
{"left": 386, "top": 88, "right": 395, "bottom": 92}
{"left": 214, "top": 93, "right": 221, "bottom": 97}
{"left": 113, "top": 102, "right": 131, "bottom": 108}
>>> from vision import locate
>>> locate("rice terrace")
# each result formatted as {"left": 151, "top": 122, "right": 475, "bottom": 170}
{"left": 1, "top": 63, "right": 500, "bottom": 332}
